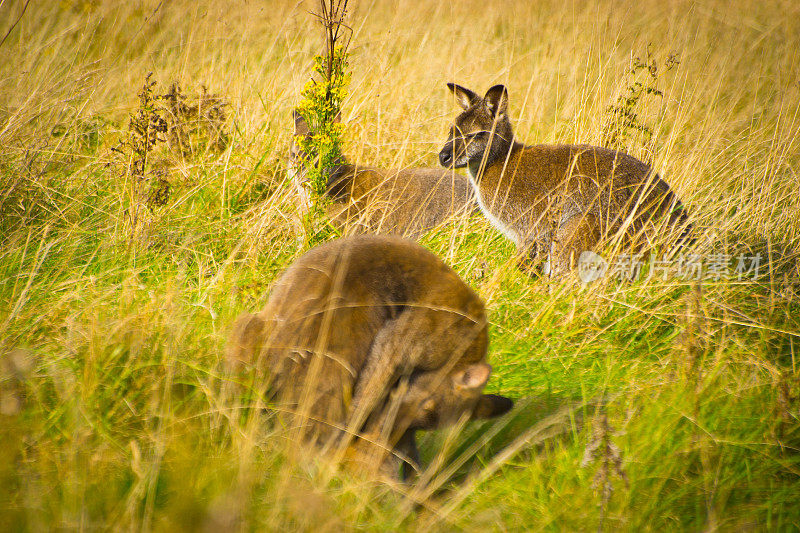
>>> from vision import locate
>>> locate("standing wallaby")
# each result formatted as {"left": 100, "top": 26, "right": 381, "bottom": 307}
{"left": 226, "top": 235, "right": 512, "bottom": 478}
{"left": 438, "top": 84, "right": 691, "bottom": 275}
{"left": 290, "top": 110, "right": 475, "bottom": 239}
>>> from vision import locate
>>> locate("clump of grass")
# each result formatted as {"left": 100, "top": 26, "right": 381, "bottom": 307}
{"left": 112, "top": 73, "right": 232, "bottom": 244}
{"left": 0, "top": 144, "right": 51, "bottom": 236}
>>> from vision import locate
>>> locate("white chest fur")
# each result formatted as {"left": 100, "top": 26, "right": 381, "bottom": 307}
{"left": 466, "top": 166, "right": 521, "bottom": 246}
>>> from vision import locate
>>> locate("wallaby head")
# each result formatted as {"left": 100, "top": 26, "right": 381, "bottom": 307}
{"left": 439, "top": 83, "right": 515, "bottom": 176}
{"left": 393, "top": 363, "right": 513, "bottom": 431}
{"left": 382, "top": 361, "right": 513, "bottom": 480}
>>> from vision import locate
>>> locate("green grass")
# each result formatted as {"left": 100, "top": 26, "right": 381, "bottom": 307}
{"left": 2, "top": 0, "right": 800, "bottom": 530}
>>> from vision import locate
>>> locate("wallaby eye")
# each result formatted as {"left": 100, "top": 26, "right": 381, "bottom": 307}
{"left": 463, "top": 130, "right": 488, "bottom": 144}
{"left": 419, "top": 406, "right": 439, "bottom": 429}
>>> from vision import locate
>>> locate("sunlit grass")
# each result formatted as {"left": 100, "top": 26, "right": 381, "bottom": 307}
{"left": 1, "top": 0, "right": 799, "bottom": 530}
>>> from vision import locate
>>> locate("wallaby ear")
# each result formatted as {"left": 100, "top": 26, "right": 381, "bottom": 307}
{"left": 294, "top": 109, "right": 339, "bottom": 134}
{"left": 453, "top": 363, "right": 492, "bottom": 390}
{"left": 471, "top": 394, "right": 514, "bottom": 420}
{"left": 483, "top": 84, "right": 508, "bottom": 118}
{"left": 292, "top": 109, "right": 309, "bottom": 135}
{"left": 447, "top": 82, "right": 481, "bottom": 110}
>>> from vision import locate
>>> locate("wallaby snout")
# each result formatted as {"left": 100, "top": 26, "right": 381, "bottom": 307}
{"left": 438, "top": 130, "right": 475, "bottom": 171}
{"left": 473, "top": 393, "right": 515, "bottom": 420}
{"left": 438, "top": 143, "right": 454, "bottom": 168}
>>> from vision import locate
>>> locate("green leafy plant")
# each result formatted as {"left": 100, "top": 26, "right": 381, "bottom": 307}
{"left": 296, "top": 50, "right": 350, "bottom": 199}
{"left": 294, "top": 0, "right": 351, "bottom": 244}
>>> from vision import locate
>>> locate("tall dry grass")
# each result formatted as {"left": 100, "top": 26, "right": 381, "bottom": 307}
{"left": 1, "top": 0, "right": 799, "bottom": 530}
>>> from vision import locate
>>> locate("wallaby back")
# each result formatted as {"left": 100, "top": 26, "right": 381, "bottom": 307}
{"left": 439, "top": 83, "right": 692, "bottom": 275}
{"left": 290, "top": 111, "right": 475, "bottom": 239}
{"left": 226, "top": 235, "right": 512, "bottom": 477}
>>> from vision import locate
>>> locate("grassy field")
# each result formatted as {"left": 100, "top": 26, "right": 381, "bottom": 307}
{"left": 2, "top": 0, "right": 800, "bottom": 530}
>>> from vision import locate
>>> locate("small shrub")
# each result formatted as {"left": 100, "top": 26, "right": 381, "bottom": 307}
{"left": 162, "top": 82, "right": 229, "bottom": 158}
{"left": 112, "top": 74, "right": 231, "bottom": 242}
{"left": 601, "top": 47, "right": 680, "bottom": 161}
{"left": 112, "top": 73, "right": 169, "bottom": 240}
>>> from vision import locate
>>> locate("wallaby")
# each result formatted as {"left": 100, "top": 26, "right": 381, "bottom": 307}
{"left": 290, "top": 110, "right": 475, "bottom": 239}
{"left": 438, "top": 84, "right": 691, "bottom": 275}
{"left": 226, "top": 234, "right": 512, "bottom": 478}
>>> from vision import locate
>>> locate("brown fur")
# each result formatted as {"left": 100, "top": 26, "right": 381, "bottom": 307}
{"left": 439, "top": 84, "right": 691, "bottom": 275}
{"left": 226, "top": 235, "right": 512, "bottom": 478}
{"left": 291, "top": 111, "right": 475, "bottom": 239}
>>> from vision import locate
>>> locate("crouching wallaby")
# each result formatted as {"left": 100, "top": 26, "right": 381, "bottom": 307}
{"left": 438, "top": 84, "right": 692, "bottom": 276}
{"left": 226, "top": 234, "right": 512, "bottom": 479}
{"left": 290, "top": 110, "right": 475, "bottom": 239}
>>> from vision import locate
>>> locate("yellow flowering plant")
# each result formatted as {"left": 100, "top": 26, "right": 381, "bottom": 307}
{"left": 295, "top": 46, "right": 350, "bottom": 243}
